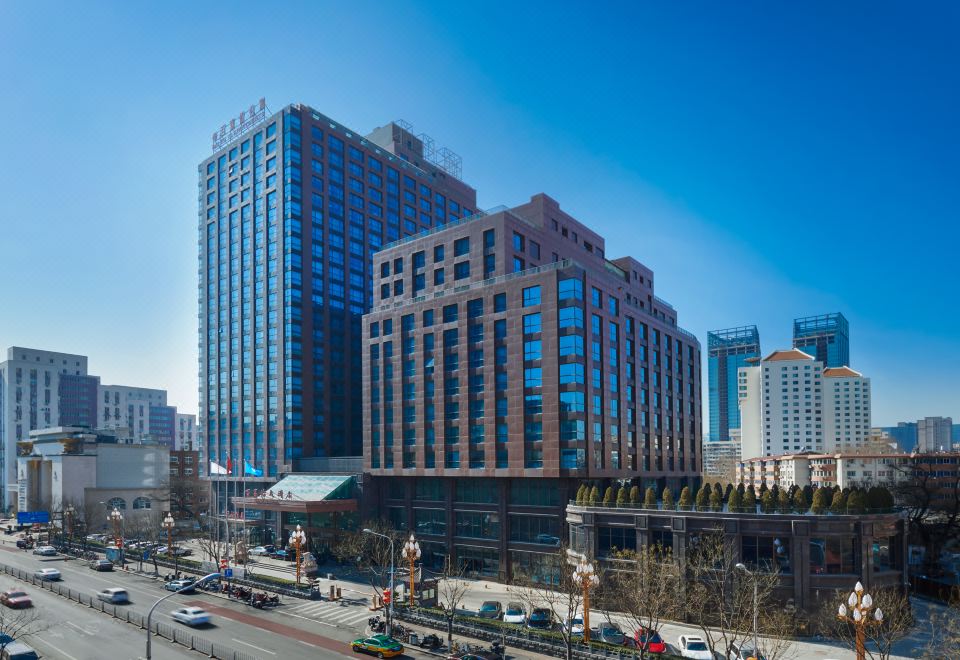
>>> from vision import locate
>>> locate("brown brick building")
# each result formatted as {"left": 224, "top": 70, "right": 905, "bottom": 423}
{"left": 363, "top": 194, "right": 702, "bottom": 581}
{"left": 169, "top": 449, "right": 210, "bottom": 523}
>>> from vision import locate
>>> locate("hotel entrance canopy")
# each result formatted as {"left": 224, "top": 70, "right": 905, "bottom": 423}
{"left": 231, "top": 474, "right": 358, "bottom": 514}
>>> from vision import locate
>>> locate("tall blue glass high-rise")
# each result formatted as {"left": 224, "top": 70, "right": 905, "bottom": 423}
{"left": 198, "top": 103, "right": 477, "bottom": 489}
{"left": 707, "top": 326, "right": 760, "bottom": 443}
{"left": 792, "top": 312, "right": 849, "bottom": 368}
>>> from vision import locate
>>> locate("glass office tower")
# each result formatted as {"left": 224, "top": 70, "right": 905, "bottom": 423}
{"left": 707, "top": 326, "right": 760, "bottom": 442}
{"left": 793, "top": 312, "right": 849, "bottom": 368}
{"left": 198, "top": 104, "right": 477, "bottom": 487}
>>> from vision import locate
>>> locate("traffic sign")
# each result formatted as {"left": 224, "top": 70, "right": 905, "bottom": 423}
{"left": 224, "top": 568, "right": 233, "bottom": 578}
{"left": 17, "top": 511, "right": 49, "bottom": 525}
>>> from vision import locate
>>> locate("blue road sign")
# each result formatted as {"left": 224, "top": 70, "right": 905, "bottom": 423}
{"left": 223, "top": 568, "right": 233, "bottom": 578}
{"left": 17, "top": 511, "right": 50, "bottom": 525}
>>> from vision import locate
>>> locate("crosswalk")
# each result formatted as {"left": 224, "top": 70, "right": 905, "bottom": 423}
{"left": 285, "top": 599, "right": 373, "bottom": 629}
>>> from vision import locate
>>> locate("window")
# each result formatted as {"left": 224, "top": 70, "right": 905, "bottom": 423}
{"left": 513, "top": 257, "right": 525, "bottom": 273}
{"left": 560, "top": 391, "right": 585, "bottom": 413}
{"left": 456, "top": 479, "right": 499, "bottom": 503}
{"left": 558, "top": 278, "right": 582, "bottom": 300}
{"left": 132, "top": 497, "right": 152, "bottom": 510}
{"left": 559, "top": 335, "right": 584, "bottom": 357}
{"left": 413, "top": 251, "right": 425, "bottom": 269}
{"left": 443, "top": 304, "right": 458, "bottom": 323}
{"left": 454, "top": 261, "right": 470, "bottom": 280}
{"left": 422, "top": 309, "right": 434, "bottom": 327}
{"left": 434, "top": 244, "right": 445, "bottom": 262}
{"left": 524, "top": 340, "right": 542, "bottom": 361}
{"left": 591, "top": 287, "right": 602, "bottom": 307}
{"left": 494, "top": 293, "right": 507, "bottom": 312}
{"left": 454, "top": 237, "right": 470, "bottom": 256}
{"left": 810, "top": 538, "right": 858, "bottom": 574}
{"left": 522, "top": 286, "right": 541, "bottom": 307}
{"left": 559, "top": 307, "right": 584, "bottom": 328}
{"left": 523, "top": 313, "right": 542, "bottom": 334}
{"left": 741, "top": 536, "right": 791, "bottom": 573}
{"left": 483, "top": 229, "right": 495, "bottom": 249}
{"left": 524, "top": 368, "right": 542, "bottom": 388}
{"left": 107, "top": 497, "right": 126, "bottom": 510}
{"left": 510, "top": 515, "right": 560, "bottom": 545}
{"left": 467, "top": 298, "right": 483, "bottom": 318}
{"left": 434, "top": 268, "right": 445, "bottom": 285}
{"left": 455, "top": 511, "right": 500, "bottom": 540}
{"left": 414, "top": 508, "right": 446, "bottom": 535}
{"left": 598, "top": 527, "right": 637, "bottom": 555}
{"left": 513, "top": 232, "right": 525, "bottom": 252}
{"left": 559, "top": 363, "right": 585, "bottom": 384}
{"left": 524, "top": 394, "right": 543, "bottom": 415}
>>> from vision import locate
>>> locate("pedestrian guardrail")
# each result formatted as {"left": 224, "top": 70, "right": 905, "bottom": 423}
{"left": 0, "top": 561, "right": 262, "bottom": 660}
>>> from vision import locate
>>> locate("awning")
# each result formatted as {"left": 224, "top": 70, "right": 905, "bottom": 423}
{"left": 231, "top": 474, "right": 358, "bottom": 514}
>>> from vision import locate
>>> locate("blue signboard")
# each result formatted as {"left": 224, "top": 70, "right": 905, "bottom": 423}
{"left": 17, "top": 511, "right": 49, "bottom": 525}
{"left": 223, "top": 568, "right": 233, "bottom": 578}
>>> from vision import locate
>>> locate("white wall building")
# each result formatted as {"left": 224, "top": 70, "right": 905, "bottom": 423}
{"left": 738, "top": 349, "right": 871, "bottom": 460}
{"left": 97, "top": 384, "right": 167, "bottom": 441}
{"left": 917, "top": 416, "right": 953, "bottom": 453}
{"left": 175, "top": 413, "right": 198, "bottom": 450}
{"left": 0, "top": 347, "right": 91, "bottom": 510}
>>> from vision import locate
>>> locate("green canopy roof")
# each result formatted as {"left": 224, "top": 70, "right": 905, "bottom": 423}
{"left": 265, "top": 474, "right": 354, "bottom": 501}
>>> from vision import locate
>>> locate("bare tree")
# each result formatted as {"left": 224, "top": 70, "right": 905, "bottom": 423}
{"left": 0, "top": 608, "right": 47, "bottom": 652}
{"left": 608, "top": 545, "right": 682, "bottom": 658}
{"left": 332, "top": 520, "right": 402, "bottom": 630}
{"left": 817, "top": 588, "right": 913, "bottom": 660}
{"left": 510, "top": 546, "right": 584, "bottom": 660}
{"left": 922, "top": 589, "right": 960, "bottom": 659}
{"left": 684, "top": 530, "right": 796, "bottom": 660}
{"left": 891, "top": 458, "right": 960, "bottom": 576}
{"left": 436, "top": 555, "right": 472, "bottom": 648}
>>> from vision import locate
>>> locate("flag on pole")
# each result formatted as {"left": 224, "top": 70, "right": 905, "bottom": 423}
{"left": 244, "top": 461, "right": 263, "bottom": 477}
{"left": 226, "top": 458, "right": 233, "bottom": 475}
{"left": 209, "top": 461, "right": 228, "bottom": 475}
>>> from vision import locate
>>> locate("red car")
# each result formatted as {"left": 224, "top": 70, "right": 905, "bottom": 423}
{"left": 0, "top": 590, "right": 32, "bottom": 609}
{"left": 634, "top": 628, "right": 666, "bottom": 654}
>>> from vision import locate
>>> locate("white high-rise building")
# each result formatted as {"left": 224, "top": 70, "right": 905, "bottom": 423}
{"left": 738, "top": 349, "right": 871, "bottom": 460}
{"left": 175, "top": 413, "right": 198, "bottom": 450}
{"left": 96, "top": 384, "right": 167, "bottom": 442}
{"left": 0, "top": 347, "right": 92, "bottom": 509}
{"left": 917, "top": 416, "right": 953, "bottom": 452}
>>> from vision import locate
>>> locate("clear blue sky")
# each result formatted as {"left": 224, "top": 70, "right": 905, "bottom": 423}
{"left": 1, "top": 1, "right": 957, "bottom": 426}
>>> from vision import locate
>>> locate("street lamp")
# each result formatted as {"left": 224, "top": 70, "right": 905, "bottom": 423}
{"left": 63, "top": 506, "right": 75, "bottom": 549}
{"left": 572, "top": 556, "right": 599, "bottom": 643}
{"left": 735, "top": 563, "right": 759, "bottom": 655}
{"left": 109, "top": 508, "right": 123, "bottom": 564}
{"left": 289, "top": 524, "right": 307, "bottom": 587}
{"left": 364, "top": 528, "right": 395, "bottom": 637}
{"left": 146, "top": 573, "right": 219, "bottom": 659}
{"left": 837, "top": 581, "right": 883, "bottom": 660}
{"left": 163, "top": 512, "right": 176, "bottom": 574}
{"left": 402, "top": 534, "right": 421, "bottom": 607}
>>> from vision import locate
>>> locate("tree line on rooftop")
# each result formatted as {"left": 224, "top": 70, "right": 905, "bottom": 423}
{"left": 573, "top": 480, "right": 895, "bottom": 515}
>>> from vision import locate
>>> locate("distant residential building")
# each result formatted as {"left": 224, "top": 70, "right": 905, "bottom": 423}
{"left": 738, "top": 349, "right": 871, "bottom": 460}
{"left": 792, "top": 312, "right": 849, "bottom": 368}
{"left": 169, "top": 449, "right": 209, "bottom": 522}
{"left": 702, "top": 434, "right": 741, "bottom": 479}
{"left": 175, "top": 413, "right": 199, "bottom": 451}
{"left": 17, "top": 426, "right": 170, "bottom": 528}
{"left": 707, "top": 326, "right": 760, "bottom": 443}
{"left": 875, "top": 422, "right": 918, "bottom": 452}
{"left": 0, "top": 347, "right": 92, "bottom": 510}
{"left": 917, "top": 416, "right": 953, "bottom": 453}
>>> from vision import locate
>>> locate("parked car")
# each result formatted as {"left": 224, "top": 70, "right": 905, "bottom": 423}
{"left": 351, "top": 634, "right": 404, "bottom": 658}
{"left": 90, "top": 559, "right": 113, "bottom": 571}
{"left": 502, "top": 602, "right": 526, "bottom": 624}
{"left": 171, "top": 606, "right": 210, "bottom": 627}
{"left": 526, "top": 608, "right": 553, "bottom": 630}
{"left": 634, "top": 628, "right": 667, "bottom": 654}
{"left": 249, "top": 546, "right": 272, "bottom": 556}
{"left": 96, "top": 588, "right": 130, "bottom": 604}
{"left": 164, "top": 579, "right": 196, "bottom": 593}
{"left": 563, "top": 617, "right": 585, "bottom": 638}
{"left": 171, "top": 546, "right": 192, "bottom": 557}
{"left": 270, "top": 549, "right": 291, "bottom": 560}
{"left": 33, "top": 568, "right": 61, "bottom": 581}
{"left": 31, "top": 546, "right": 56, "bottom": 556}
{"left": 593, "top": 623, "right": 625, "bottom": 646}
{"left": 14, "top": 540, "right": 32, "bottom": 550}
{"left": 678, "top": 635, "right": 713, "bottom": 659}
{"left": 535, "top": 533, "right": 561, "bottom": 546}
{"left": 0, "top": 591, "right": 31, "bottom": 609}
{"left": 1, "top": 640, "right": 39, "bottom": 660}
{"left": 728, "top": 643, "right": 767, "bottom": 660}
{"left": 478, "top": 601, "right": 502, "bottom": 619}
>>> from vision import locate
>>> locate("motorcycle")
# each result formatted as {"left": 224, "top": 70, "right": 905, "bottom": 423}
{"left": 251, "top": 593, "right": 268, "bottom": 609}
{"left": 368, "top": 616, "right": 385, "bottom": 633}
{"left": 488, "top": 641, "right": 505, "bottom": 660}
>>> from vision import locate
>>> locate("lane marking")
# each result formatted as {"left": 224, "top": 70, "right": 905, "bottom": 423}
{"left": 297, "top": 639, "right": 317, "bottom": 648}
{"left": 35, "top": 638, "right": 81, "bottom": 660}
{"left": 65, "top": 621, "right": 95, "bottom": 636}
{"left": 232, "top": 638, "right": 278, "bottom": 655}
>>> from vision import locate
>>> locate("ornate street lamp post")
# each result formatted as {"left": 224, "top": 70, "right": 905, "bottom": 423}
{"left": 364, "top": 528, "right": 396, "bottom": 638}
{"left": 63, "top": 506, "right": 75, "bottom": 549}
{"left": 402, "top": 534, "right": 421, "bottom": 607}
{"left": 163, "top": 512, "right": 176, "bottom": 573}
{"left": 572, "top": 556, "right": 599, "bottom": 643}
{"left": 289, "top": 524, "right": 307, "bottom": 587}
{"left": 735, "top": 563, "right": 759, "bottom": 655}
{"left": 838, "top": 581, "right": 883, "bottom": 660}
{"left": 109, "top": 507, "right": 124, "bottom": 565}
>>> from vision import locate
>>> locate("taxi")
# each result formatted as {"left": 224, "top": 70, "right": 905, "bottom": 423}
{"left": 351, "top": 633, "right": 404, "bottom": 658}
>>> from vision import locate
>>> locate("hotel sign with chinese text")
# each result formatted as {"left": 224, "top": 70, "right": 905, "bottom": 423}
{"left": 212, "top": 98, "right": 268, "bottom": 152}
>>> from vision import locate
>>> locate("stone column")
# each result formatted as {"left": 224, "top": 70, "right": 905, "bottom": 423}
{"left": 860, "top": 521, "right": 875, "bottom": 592}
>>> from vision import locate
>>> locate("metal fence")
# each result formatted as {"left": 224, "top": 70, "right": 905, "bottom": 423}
{"left": 0, "top": 561, "right": 262, "bottom": 660}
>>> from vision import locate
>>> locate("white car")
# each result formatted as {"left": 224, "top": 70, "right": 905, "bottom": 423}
{"left": 502, "top": 602, "right": 526, "bottom": 624}
{"left": 678, "top": 634, "right": 713, "bottom": 659}
{"left": 96, "top": 588, "right": 130, "bottom": 604}
{"left": 33, "top": 568, "right": 61, "bottom": 581}
{"left": 249, "top": 546, "right": 271, "bottom": 556}
{"left": 171, "top": 606, "right": 211, "bottom": 627}
{"left": 563, "top": 616, "right": 585, "bottom": 637}
{"left": 31, "top": 545, "right": 57, "bottom": 556}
